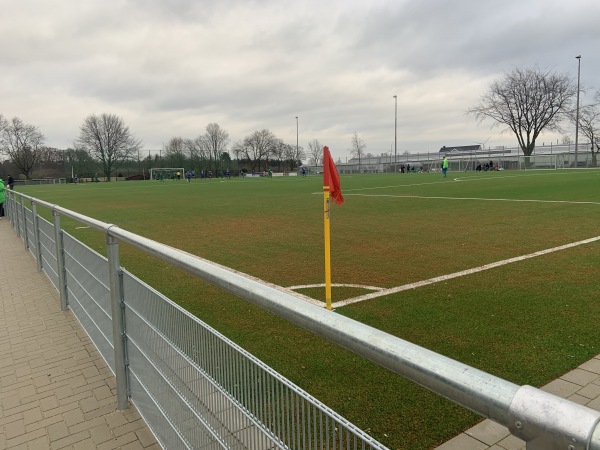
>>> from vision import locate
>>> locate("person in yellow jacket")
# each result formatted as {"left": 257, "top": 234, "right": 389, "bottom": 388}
{"left": 442, "top": 155, "right": 449, "bottom": 177}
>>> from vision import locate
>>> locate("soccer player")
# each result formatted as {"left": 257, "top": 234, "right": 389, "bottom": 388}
{"left": 442, "top": 155, "right": 449, "bottom": 177}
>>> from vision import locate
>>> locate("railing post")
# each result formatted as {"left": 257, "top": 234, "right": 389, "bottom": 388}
{"left": 590, "top": 422, "right": 600, "bottom": 450}
{"left": 15, "top": 193, "right": 21, "bottom": 238}
{"left": 32, "top": 202, "right": 43, "bottom": 272}
{"left": 20, "top": 196, "right": 29, "bottom": 251}
{"left": 8, "top": 190, "right": 15, "bottom": 228}
{"left": 106, "top": 231, "right": 129, "bottom": 410}
{"left": 53, "top": 210, "right": 68, "bottom": 311}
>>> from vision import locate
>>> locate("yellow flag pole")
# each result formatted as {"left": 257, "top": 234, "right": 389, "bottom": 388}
{"left": 323, "top": 187, "right": 332, "bottom": 310}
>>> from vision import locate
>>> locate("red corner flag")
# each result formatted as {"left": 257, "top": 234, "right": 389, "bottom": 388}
{"left": 323, "top": 146, "right": 344, "bottom": 205}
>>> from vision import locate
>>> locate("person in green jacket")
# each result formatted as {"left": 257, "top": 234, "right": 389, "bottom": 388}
{"left": 442, "top": 155, "right": 449, "bottom": 177}
{"left": 0, "top": 176, "right": 5, "bottom": 218}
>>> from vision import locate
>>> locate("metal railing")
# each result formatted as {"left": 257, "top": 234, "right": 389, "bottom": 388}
{"left": 6, "top": 190, "right": 387, "bottom": 450}
{"left": 5, "top": 190, "right": 600, "bottom": 450}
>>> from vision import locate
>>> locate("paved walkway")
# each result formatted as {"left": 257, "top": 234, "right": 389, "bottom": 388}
{"left": 1, "top": 218, "right": 599, "bottom": 450}
{"left": 434, "top": 357, "right": 600, "bottom": 447}
{"left": 0, "top": 219, "right": 159, "bottom": 450}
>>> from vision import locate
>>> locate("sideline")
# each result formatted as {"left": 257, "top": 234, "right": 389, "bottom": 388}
{"left": 328, "top": 170, "right": 600, "bottom": 195}
{"left": 344, "top": 193, "right": 600, "bottom": 206}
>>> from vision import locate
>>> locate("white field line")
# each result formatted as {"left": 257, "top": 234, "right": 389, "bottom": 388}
{"left": 329, "top": 170, "right": 600, "bottom": 195}
{"left": 344, "top": 193, "right": 600, "bottom": 206}
{"left": 331, "top": 235, "right": 600, "bottom": 308}
{"left": 288, "top": 283, "right": 385, "bottom": 291}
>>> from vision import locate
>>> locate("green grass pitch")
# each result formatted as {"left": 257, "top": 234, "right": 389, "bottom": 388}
{"left": 18, "top": 170, "right": 600, "bottom": 449}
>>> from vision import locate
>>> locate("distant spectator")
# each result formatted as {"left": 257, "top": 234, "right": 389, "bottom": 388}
{"left": 6, "top": 175, "right": 14, "bottom": 190}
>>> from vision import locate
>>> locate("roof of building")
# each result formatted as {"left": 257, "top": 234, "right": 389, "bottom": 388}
{"left": 439, "top": 145, "right": 481, "bottom": 153}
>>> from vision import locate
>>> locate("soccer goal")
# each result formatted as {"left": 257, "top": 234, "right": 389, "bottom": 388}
{"left": 428, "top": 159, "right": 442, "bottom": 173}
{"left": 150, "top": 168, "right": 185, "bottom": 180}
{"left": 518, "top": 155, "right": 559, "bottom": 170}
{"left": 16, "top": 178, "right": 67, "bottom": 186}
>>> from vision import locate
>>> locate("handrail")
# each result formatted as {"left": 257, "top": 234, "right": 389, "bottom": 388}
{"left": 10, "top": 190, "right": 600, "bottom": 450}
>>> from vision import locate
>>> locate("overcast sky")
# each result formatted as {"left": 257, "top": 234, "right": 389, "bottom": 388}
{"left": 1, "top": 0, "right": 599, "bottom": 161}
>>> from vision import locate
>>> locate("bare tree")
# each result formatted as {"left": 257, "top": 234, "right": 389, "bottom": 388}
{"left": 562, "top": 135, "right": 573, "bottom": 145}
{"left": 163, "top": 137, "right": 187, "bottom": 167}
{"left": 467, "top": 66, "right": 576, "bottom": 157}
{"left": 351, "top": 132, "right": 366, "bottom": 170}
{"left": 75, "top": 113, "right": 142, "bottom": 180}
{"left": 199, "top": 123, "right": 229, "bottom": 172}
{"left": 573, "top": 91, "right": 600, "bottom": 167}
{"left": 307, "top": 139, "right": 323, "bottom": 166}
{"left": 184, "top": 138, "right": 203, "bottom": 172}
{"left": 283, "top": 142, "right": 305, "bottom": 172}
{"left": 270, "top": 138, "right": 286, "bottom": 171}
{"left": 237, "top": 129, "right": 278, "bottom": 172}
{"left": 0, "top": 116, "right": 45, "bottom": 179}
{"left": 64, "top": 148, "right": 96, "bottom": 178}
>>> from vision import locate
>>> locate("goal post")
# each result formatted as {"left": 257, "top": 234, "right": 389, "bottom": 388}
{"left": 518, "top": 155, "right": 559, "bottom": 170}
{"left": 149, "top": 168, "right": 185, "bottom": 180}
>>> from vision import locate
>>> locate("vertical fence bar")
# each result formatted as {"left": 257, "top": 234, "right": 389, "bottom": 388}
{"left": 4, "top": 190, "right": 9, "bottom": 223}
{"left": 31, "top": 202, "right": 43, "bottom": 272}
{"left": 106, "top": 232, "right": 129, "bottom": 410}
{"left": 53, "top": 210, "right": 68, "bottom": 311}
{"left": 15, "top": 193, "right": 21, "bottom": 237}
{"left": 20, "top": 196, "right": 28, "bottom": 250}
{"left": 8, "top": 190, "right": 15, "bottom": 227}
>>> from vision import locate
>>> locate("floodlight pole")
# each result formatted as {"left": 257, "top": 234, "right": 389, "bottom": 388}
{"left": 574, "top": 55, "right": 581, "bottom": 167}
{"left": 393, "top": 95, "right": 397, "bottom": 172}
{"left": 295, "top": 116, "right": 299, "bottom": 159}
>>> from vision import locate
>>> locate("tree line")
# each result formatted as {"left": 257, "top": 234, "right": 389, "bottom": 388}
{"left": 0, "top": 114, "right": 315, "bottom": 181}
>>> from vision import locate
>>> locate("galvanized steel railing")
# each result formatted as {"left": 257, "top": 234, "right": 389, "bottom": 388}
{"left": 6, "top": 190, "right": 387, "bottom": 450}
{"left": 5, "top": 190, "right": 600, "bottom": 450}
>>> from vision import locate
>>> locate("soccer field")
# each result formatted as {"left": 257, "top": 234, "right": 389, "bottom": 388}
{"left": 19, "top": 170, "right": 600, "bottom": 449}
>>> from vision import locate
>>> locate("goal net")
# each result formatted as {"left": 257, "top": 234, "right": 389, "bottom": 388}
{"left": 150, "top": 168, "right": 186, "bottom": 180}
{"left": 517, "top": 155, "right": 559, "bottom": 170}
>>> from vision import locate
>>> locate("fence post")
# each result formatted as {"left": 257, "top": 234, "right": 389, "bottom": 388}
{"left": 8, "top": 191, "right": 15, "bottom": 228}
{"left": 20, "top": 197, "right": 29, "bottom": 251}
{"left": 15, "top": 193, "right": 21, "bottom": 238}
{"left": 4, "top": 190, "right": 11, "bottom": 224}
{"left": 32, "top": 202, "right": 43, "bottom": 272}
{"left": 53, "top": 210, "right": 68, "bottom": 311}
{"left": 106, "top": 232, "right": 129, "bottom": 410}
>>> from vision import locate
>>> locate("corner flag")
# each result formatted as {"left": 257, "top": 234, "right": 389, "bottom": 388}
{"left": 322, "top": 146, "right": 343, "bottom": 310}
{"left": 323, "top": 146, "right": 344, "bottom": 205}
